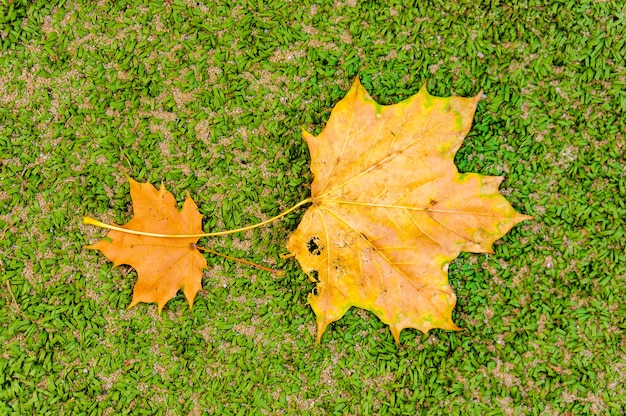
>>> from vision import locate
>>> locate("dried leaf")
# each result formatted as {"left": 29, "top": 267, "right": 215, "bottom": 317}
{"left": 287, "top": 78, "right": 532, "bottom": 343}
{"left": 87, "top": 177, "right": 207, "bottom": 312}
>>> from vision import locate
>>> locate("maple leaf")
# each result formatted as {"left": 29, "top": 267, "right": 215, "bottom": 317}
{"left": 87, "top": 177, "right": 207, "bottom": 312}
{"left": 286, "top": 78, "right": 532, "bottom": 343}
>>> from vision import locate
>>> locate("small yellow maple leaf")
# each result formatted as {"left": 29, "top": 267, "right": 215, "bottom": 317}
{"left": 287, "top": 78, "right": 532, "bottom": 343}
{"left": 87, "top": 177, "right": 207, "bottom": 312}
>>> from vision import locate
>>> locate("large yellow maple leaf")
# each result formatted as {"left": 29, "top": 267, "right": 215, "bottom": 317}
{"left": 87, "top": 177, "right": 207, "bottom": 312}
{"left": 286, "top": 78, "right": 532, "bottom": 343}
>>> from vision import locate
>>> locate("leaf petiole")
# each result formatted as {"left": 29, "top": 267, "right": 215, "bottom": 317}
{"left": 83, "top": 198, "right": 312, "bottom": 239}
{"left": 192, "top": 245, "right": 284, "bottom": 276}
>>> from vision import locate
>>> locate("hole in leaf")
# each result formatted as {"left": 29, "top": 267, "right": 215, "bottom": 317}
{"left": 307, "top": 236, "right": 322, "bottom": 256}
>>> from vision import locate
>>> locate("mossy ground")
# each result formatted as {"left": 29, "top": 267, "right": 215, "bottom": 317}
{"left": 0, "top": 0, "right": 624, "bottom": 414}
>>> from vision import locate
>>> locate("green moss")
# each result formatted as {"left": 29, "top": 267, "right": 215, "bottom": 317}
{"left": 0, "top": 0, "right": 624, "bottom": 414}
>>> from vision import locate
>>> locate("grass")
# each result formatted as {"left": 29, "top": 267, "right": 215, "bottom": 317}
{"left": 0, "top": 0, "right": 624, "bottom": 414}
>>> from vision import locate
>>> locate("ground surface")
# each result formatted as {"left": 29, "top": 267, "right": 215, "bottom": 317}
{"left": 0, "top": 0, "right": 624, "bottom": 414}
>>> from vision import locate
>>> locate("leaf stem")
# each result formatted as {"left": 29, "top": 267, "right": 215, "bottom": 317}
{"left": 83, "top": 198, "right": 312, "bottom": 239}
{"left": 193, "top": 245, "right": 284, "bottom": 276}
